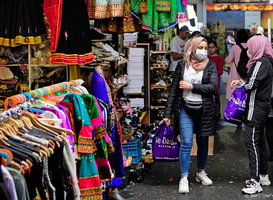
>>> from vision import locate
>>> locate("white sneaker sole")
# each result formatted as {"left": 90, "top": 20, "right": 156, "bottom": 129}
{"left": 242, "top": 188, "right": 263, "bottom": 195}
{"left": 196, "top": 177, "right": 213, "bottom": 186}
{"left": 178, "top": 189, "right": 189, "bottom": 194}
{"left": 260, "top": 181, "right": 271, "bottom": 186}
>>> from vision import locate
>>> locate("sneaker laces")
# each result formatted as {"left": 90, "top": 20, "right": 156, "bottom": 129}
{"left": 245, "top": 180, "right": 257, "bottom": 187}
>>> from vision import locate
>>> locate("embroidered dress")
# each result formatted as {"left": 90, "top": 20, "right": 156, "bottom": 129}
{"left": 88, "top": 0, "right": 124, "bottom": 19}
{"left": 63, "top": 94, "right": 102, "bottom": 200}
{"left": 0, "top": 0, "right": 46, "bottom": 47}
{"left": 176, "top": 0, "right": 187, "bottom": 23}
{"left": 52, "top": 0, "right": 94, "bottom": 65}
{"left": 44, "top": 0, "right": 63, "bottom": 52}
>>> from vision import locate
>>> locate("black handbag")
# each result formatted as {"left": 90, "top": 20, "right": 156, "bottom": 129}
{"left": 182, "top": 98, "right": 203, "bottom": 116}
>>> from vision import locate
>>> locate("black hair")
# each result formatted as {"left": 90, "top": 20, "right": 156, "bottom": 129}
{"left": 190, "top": 31, "right": 204, "bottom": 39}
{"left": 208, "top": 40, "right": 217, "bottom": 48}
{"left": 236, "top": 29, "right": 249, "bottom": 45}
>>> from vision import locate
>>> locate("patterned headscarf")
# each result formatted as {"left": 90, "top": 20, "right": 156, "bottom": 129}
{"left": 246, "top": 35, "right": 273, "bottom": 69}
{"left": 183, "top": 36, "right": 209, "bottom": 73}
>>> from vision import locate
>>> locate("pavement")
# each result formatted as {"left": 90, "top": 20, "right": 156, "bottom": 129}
{"left": 122, "top": 73, "right": 273, "bottom": 200}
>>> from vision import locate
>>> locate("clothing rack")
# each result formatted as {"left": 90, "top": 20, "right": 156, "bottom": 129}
{"left": 4, "top": 79, "right": 84, "bottom": 110}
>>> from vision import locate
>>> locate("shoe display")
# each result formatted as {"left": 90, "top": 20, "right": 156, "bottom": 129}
{"left": 196, "top": 171, "right": 213, "bottom": 186}
{"left": 242, "top": 179, "right": 263, "bottom": 195}
{"left": 178, "top": 177, "right": 189, "bottom": 193}
{"left": 259, "top": 175, "right": 271, "bottom": 186}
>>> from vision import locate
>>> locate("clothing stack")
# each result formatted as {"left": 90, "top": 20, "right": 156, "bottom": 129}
{"left": 124, "top": 48, "right": 145, "bottom": 94}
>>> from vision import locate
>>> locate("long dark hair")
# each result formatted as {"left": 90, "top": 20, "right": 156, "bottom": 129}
{"left": 208, "top": 40, "right": 217, "bottom": 48}
{"left": 236, "top": 29, "right": 249, "bottom": 45}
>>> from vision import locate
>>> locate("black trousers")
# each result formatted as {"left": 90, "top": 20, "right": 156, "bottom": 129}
{"left": 245, "top": 126, "right": 268, "bottom": 181}
{"left": 265, "top": 117, "right": 273, "bottom": 155}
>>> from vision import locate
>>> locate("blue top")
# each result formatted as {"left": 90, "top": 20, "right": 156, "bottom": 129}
{"left": 226, "top": 35, "right": 235, "bottom": 53}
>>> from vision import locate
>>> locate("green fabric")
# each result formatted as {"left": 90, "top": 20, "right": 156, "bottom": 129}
{"left": 141, "top": 0, "right": 154, "bottom": 31}
{"left": 216, "top": 39, "right": 225, "bottom": 61}
{"left": 63, "top": 94, "right": 91, "bottom": 127}
{"left": 81, "top": 94, "right": 100, "bottom": 121}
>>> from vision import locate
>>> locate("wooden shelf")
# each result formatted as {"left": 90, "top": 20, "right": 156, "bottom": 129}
{"left": 112, "top": 80, "right": 130, "bottom": 94}
{"left": 0, "top": 64, "right": 28, "bottom": 67}
{"left": 31, "top": 64, "right": 67, "bottom": 67}
{"left": 151, "top": 50, "right": 169, "bottom": 54}
{"left": 151, "top": 105, "right": 165, "bottom": 109}
{"left": 91, "top": 39, "right": 112, "bottom": 42}
{"left": 150, "top": 66, "right": 168, "bottom": 70}
{"left": 139, "top": 111, "right": 147, "bottom": 123}
{"left": 151, "top": 84, "right": 169, "bottom": 89}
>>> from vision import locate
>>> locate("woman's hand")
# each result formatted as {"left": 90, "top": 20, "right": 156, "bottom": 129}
{"left": 163, "top": 118, "right": 170, "bottom": 125}
{"left": 179, "top": 81, "right": 192, "bottom": 90}
{"left": 231, "top": 80, "right": 239, "bottom": 88}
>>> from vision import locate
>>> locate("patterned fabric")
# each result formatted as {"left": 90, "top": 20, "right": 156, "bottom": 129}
{"left": 155, "top": 0, "right": 170, "bottom": 12}
{"left": 52, "top": 52, "right": 95, "bottom": 65}
{"left": 44, "top": 0, "right": 63, "bottom": 52}
{"left": 88, "top": 0, "right": 124, "bottom": 19}
{"left": 177, "top": 0, "right": 187, "bottom": 23}
{"left": 139, "top": 0, "right": 148, "bottom": 13}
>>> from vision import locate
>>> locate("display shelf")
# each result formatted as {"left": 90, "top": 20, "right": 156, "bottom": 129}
{"left": 139, "top": 111, "right": 147, "bottom": 123}
{"left": 122, "top": 129, "right": 135, "bottom": 140}
{"left": 112, "top": 80, "right": 130, "bottom": 95}
{"left": 91, "top": 39, "right": 113, "bottom": 42}
{"left": 151, "top": 105, "right": 165, "bottom": 109}
{"left": 150, "top": 66, "right": 168, "bottom": 70}
{"left": 150, "top": 50, "right": 169, "bottom": 54}
{"left": 151, "top": 84, "right": 169, "bottom": 89}
{"left": 31, "top": 64, "right": 67, "bottom": 67}
{"left": 0, "top": 64, "right": 28, "bottom": 67}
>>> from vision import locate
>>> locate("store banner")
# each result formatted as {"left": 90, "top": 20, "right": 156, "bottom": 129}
{"left": 207, "top": 4, "right": 273, "bottom": 11}
{"left": 245, "top": 11, "right": 261, "bottom": 29}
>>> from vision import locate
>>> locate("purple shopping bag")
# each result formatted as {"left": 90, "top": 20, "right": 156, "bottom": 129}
{"left": 224, "top": 86, "right": 247, "bottom": 125}
{"left": 152, "top": 123, "right": 180, "bottom": 162}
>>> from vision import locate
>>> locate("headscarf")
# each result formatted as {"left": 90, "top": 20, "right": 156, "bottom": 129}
{"left": 183, "top": 36, "right": 209, "bottom": 73}
{"left": 246, "top": 35, "right": 273, "bottom": 69}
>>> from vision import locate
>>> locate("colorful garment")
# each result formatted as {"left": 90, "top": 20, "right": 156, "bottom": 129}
{"left": 0, "top": 0, "right": 46, "bottom": 47}
{"left": 63, "top": 94, "right": 102, "bottom": 200}
{"left": 87, "top": 0, "right": 124, "bottom": 19}
{"left": 44, "top": 0, "right": 63, "bottom": 52}
{"left": 176, "top": 0, "right": 187, "bottom": 23}
{"left": 52, "top": 0, "right": 94, "bottom": 65}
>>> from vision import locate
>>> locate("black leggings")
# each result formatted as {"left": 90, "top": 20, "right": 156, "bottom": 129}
{"left": 265, "top": 117, "right": 273, "bottom": 154}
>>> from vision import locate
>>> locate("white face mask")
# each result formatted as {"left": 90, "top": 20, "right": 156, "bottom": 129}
{"left": 247, "top": 50, "right": 252, "bottom": 58}
{"left": 196, "top": 49, "right": 208, "bottom": 60}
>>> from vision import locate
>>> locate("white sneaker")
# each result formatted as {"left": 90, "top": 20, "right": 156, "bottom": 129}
{"left": 259, "top": 175, "right": 271, "bottom": 186}
{"left": 242, "top": 179, "right": 263, "bottom": 194}
{"left": 196, "top": 171, "right": 213, "bottom": 186}
{"left": 178, "top": 177, "right": 189, "bottom": 193}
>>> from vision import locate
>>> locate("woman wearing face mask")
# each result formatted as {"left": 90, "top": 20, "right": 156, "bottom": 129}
{"left": 231, "top": 36, "right": 273, "bottom": 195}
{"left": 225, "top": 29, "right": 249, "bottom": 99}
{"left": 163, "top": 36, "right": 218, "bottom": 194}
{"left": 216, "top": 32, "right": 225, "bottom": 61}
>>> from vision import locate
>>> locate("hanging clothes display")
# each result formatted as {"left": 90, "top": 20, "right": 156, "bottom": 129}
{"left": 2, "top": 80, "right": 126, "bottom": 200}
{"left": 131, "top": 0, "right": 178, "bottom": 33}
{"left": 50, "top": 0, "right": 94, "bottom": 65}
{"left": 87, "top": 0, "right": 124, "bottom": 19}
{"left": 177, "top": 0, "right": 187, "bottom": 23}
{"left": 0, "top": 0, "right": 46, "bottom": 47}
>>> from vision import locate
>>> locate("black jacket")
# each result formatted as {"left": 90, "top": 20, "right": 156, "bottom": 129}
{"left": 244, "top": 56, "right": 273, "bottom": 127}
{"left": 163, "top": 60, "right": 218, "bottom": 136}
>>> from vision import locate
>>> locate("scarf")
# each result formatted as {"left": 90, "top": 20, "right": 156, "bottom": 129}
{"left": 183, "top": 36, "right": 209, "bottom": 73}
{"left": 246, "top": 35, "right": 273, "bottom": 69}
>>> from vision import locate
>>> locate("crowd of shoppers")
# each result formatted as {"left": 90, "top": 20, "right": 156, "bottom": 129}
{"left": 166, "top": 25, "right": 273, "bottom": 195}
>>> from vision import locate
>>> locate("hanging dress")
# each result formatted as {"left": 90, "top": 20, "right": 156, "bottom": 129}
{"left": 51, "top": 0, "right": 94, "bottom": 65}
{"left": 0, "top": 0, "right": 46, "bottom": 47}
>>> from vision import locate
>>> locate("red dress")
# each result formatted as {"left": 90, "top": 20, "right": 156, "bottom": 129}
{"left": 208, "top": 55, "right": 223, "bottom": 97}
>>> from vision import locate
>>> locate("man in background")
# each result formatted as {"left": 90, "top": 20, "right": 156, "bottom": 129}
{"left": 169, "top": 25, "right": 190, "bottom": 74}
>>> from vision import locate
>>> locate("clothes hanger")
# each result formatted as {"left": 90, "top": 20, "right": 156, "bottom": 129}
{"left": 10, "top": 161, "right": 25, "bottom": 174}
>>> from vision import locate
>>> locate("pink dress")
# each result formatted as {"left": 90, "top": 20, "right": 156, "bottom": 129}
{"left": 225, "top": 43, "right": 248, "bottom": 99}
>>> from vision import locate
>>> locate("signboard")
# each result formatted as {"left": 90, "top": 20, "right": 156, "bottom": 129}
{"left": 207, "top": 4, "right": 273, "bottom": 11}
{"left": 245, "top": 11, "right": 261, "bottom": 29}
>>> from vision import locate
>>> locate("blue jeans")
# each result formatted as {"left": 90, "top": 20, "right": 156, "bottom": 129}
{"left": 178, "top": 104, "right": 209, "bottom": 176}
